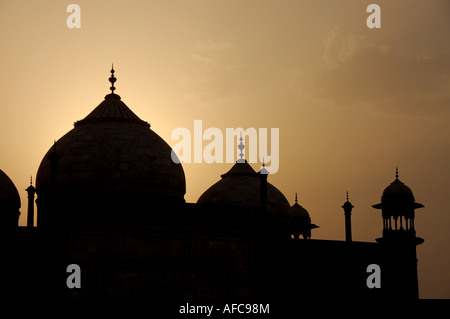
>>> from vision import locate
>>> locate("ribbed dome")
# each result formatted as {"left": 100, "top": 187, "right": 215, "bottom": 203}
{"left": 36, "top": 90, "right": 185, "bottom": 206}
{"left": 0, "top": 169, "right": 20, "bottom": 210}
{"left": 197, "top": 161, "right": 290, "bottom": 215}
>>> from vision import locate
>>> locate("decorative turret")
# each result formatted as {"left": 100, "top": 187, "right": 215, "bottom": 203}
{"left": 372, "top": 168, "right": 424, "bottom": 245}
{"left": 372, "top": 167, "right": 424, "bottom": 299}
{"left": 290, "top": 193, "right": 319, "bottom": 239}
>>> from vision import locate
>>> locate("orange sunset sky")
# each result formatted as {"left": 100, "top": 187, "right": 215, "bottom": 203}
{"left": 0, "top": 0, "right": 449, "bottom": 299}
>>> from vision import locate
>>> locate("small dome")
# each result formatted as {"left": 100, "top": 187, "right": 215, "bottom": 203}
{"left": 291, "top": 202, "right": 309, "bottom": 218}
{"left": 197, "top": 161, "right": 290, "bottom": 215}
{"left": 381, "top": 168, "right": 415, "bottom": 201}
{"left": 0, "top": 169, "right": 21, "bottom": 210}
{"left": 382, "top": 178, "right": 414, "bottom": 198}
{"left": 372, "top": 168, "right": 424, "bottom": 212}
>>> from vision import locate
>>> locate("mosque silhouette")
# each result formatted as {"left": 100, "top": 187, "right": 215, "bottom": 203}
{"left": 0, "top": 68, "right": 424, "bottom": 305}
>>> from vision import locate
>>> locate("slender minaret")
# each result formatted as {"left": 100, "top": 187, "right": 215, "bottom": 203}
{"left": 341, "top": 191, "right": 354, "bottom": 242}
{"left": 26, "top": 176, "right": 36, "bottom": 228}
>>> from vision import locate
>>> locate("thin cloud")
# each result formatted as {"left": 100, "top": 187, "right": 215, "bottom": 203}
{"left": 323, "top": 27, "right": 366, "bottom": 70}
{"left": 196, "top": 40, "right": 234, "bottom": 51}
{"left": 190, "top": 54, "right": 214, "bottom": 64}
{"left": 316, "top": 44, "right": 450, "bottom": 115}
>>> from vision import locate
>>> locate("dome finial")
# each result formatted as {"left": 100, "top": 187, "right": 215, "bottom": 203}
{"left": 295, "top": 192, "right": 298, "bottom": 204}
{"left": 109, "top": 64, "right": 117, "bottom": 94}
{"left": 237, "top": 133, "right": 245, "bottom": 163}
{"left": 259, "top": 157, "right": 269, "bottom": 175}
{"left": 395, "top": 166, "right": 399, "bottom": 179}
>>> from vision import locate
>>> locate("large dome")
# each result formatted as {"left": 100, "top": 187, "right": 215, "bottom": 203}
{"left": 0, "top": 169, "right": 21, "bottom": 228}
{"left": 36, "top": 93, "right": 185, "bottom": 198}
{"left": 35, "top": 70, "right": 185, "bottom": 224}
{"left": 0, "top": 169, "right": 20, "bottom": 210}
{"left": 197, "top": 160, "right": 290, "bottom": 216}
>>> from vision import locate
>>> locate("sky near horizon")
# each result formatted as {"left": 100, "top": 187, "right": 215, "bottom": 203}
{"left": 0, "top": 0, "right": 449, "bottom": 299}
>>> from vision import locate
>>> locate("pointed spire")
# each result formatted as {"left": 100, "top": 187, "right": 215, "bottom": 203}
{"left": 26, "top": 175, "right": 35, "bottom": 191}
{"left": 259, "top": 158, "right": 269, "bottom": 175}
{"left": 109, "top": 64, "right": 117, "bottom": 94}
{"left": 237, "top": 132, "right": 245, "bottom": 163}
{"left": 342, "top": 190, "right": 353, "bottom": 209}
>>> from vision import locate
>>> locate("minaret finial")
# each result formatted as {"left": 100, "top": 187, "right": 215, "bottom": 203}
{"left": 30, "top": 176, "right": 33, "bottom": 186}
{"left": 109, "top": 64, "right": 116, "bottom": 94}
{"left": 295, "top": 192, "right": 298, "bottom": 204}
{"left": 395, "top": 166, "right": 399, "bottom": 179}
{"left": 346, "top": 190, "right": 349, "bottom": 201}
{"left": 237, "top": 133, "right": 245, "bottom": 163}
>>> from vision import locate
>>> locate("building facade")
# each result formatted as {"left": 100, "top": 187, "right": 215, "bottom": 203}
{"left": 0, "top": 69, "right": 424, "bottom": 306}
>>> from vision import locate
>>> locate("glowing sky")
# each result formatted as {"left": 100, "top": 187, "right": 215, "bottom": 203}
{"left": 0, "top": 0, "right": 449, "bottom": 299}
